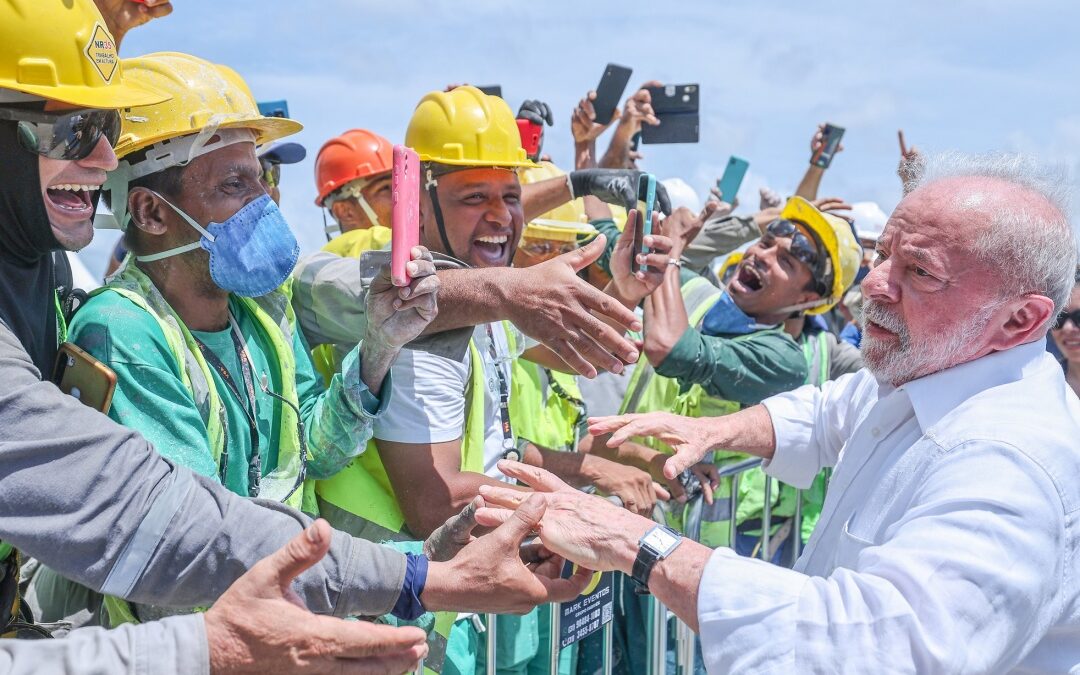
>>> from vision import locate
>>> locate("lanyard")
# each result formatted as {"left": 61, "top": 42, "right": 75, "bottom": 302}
{"left": 484, "top": 324, "right": 519, "bottom": 460}
{"left": 192, "top": 313, "right": 262, "bottom": 497}
{"left": 53, "top": 290, "right": 68, "bottom": 345}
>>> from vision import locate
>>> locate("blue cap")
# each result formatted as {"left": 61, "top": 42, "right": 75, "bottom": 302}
{"left": 257, "top": 141, "right": 307, "bottom": 165}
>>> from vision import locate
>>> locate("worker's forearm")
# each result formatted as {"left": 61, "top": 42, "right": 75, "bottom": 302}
{"left": 523, "top": 444, "right": 592, "bottom": 489}
{"left": 424, "top": 267, "right": 510, "bottom": 334}
{"left": 0, "top": 613, "right": 210, "bottom": 675}
{"left": 642, "top": 270, "right": 688, "bottom": 366}
{"left": 522, "top": 176, "right": 574, "bottom": 223}
{"left": 587, "top": 436, "right": 663, "bottom": 477}
{"left": 358, "top": 343, "right": 397, "bottom": 398}
{"left": 575, "top": 141, "right": 596, "bottom": 170}
{"left": 795, "top": 165, "right": 825, "bottom": 201}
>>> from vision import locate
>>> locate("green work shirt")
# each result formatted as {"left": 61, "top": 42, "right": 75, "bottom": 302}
{"left": 70, "top": 292, "right": 384, "bottom": 497}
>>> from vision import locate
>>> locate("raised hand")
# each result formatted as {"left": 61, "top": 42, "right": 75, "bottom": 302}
{"left": 572, "top": 91, "right": 619, "bottom": 145}
{"left": 92, "top": 0, "right": 172, "bottom": 49}
{"left": 587, "top": 412, "right": 718, "bottom": 481}
{"left": 608, "top": 209, "right": 675, "bottom": 305}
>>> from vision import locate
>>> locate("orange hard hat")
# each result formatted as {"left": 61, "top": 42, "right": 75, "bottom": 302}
{"left": 313, "top": 128, "right": 393, "bottom": 206}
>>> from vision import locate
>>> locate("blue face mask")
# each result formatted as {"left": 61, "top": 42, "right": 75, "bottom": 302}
{"left": 700, "top": 290, "right": 758, "bottom": 336}
{"left": 136, "top": 193, "right": 299, "bottom": 298}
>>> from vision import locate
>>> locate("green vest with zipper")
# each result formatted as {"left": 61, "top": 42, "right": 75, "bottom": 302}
{"left": 96, "top": 261, "right": 310, "bottom": 627}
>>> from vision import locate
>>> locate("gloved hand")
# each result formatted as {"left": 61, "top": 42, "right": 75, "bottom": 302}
{"left": 569, "top": 169, "right": 673, "bottom": 215}
{"left": 517, "top": 100, "right": 555, "bottom": 127}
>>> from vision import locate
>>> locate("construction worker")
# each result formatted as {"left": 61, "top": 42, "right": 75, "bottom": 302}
{"left": 313, "top": 85, "right": 674, "bottom": 673}
{"left": 23, "top": 50, "right": 439, "bottom": 628}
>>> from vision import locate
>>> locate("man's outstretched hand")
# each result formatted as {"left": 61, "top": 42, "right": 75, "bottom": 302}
{"left": 587, "top": 412, "right": 718, "bottom": 481}
{"left": 422, "top": 494, "right": 594, "bottom": 615}
{"left": 502, "top": 234, "right": 642, "bottom": 378}
{"left": 204, "top": 519, "right": 427, "bottom": 674}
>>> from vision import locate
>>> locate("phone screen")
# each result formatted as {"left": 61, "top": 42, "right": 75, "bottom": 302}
{"left": 717, "top": 155, "right": 750, "bottom": 204}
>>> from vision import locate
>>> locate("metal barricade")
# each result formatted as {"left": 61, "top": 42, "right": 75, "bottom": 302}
{"left": 667, "top": 457, "right": 807, "bottom": 675}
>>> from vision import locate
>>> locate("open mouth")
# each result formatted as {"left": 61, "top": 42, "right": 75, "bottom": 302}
{"left": 473, "top": 234, "right": 510, "bottom": 265}
{"left": 46, "top": 184, "right": 96, "bottom": 215}
{"left": 732, "top": 261, "right": 765, "bottom": 293}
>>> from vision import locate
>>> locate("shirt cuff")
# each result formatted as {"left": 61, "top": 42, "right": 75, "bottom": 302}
{"left": 341, "top": 343, "right": 393, "bottom": 418}
{"left": 761, "top": 389, "right": 818, "bottom": 488}
{"left": 390, "top": 553, "right": 430, "bottom": 621}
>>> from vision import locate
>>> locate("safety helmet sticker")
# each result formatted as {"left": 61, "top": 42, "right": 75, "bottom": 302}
{"left": 85, "top": 24, "right": 118, "bottom": 83}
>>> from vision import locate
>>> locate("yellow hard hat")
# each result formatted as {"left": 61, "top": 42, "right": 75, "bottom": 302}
{"left": 405, "top": 85, "right": 536, "bottom": 169}
{"left": 0, "top": 0, "right": 166, "bottom": 108}
{"left": 779, "top": 196, "right": 862, "bottom": 315}
{"left": 519, "top": 162, "right": 588, "bottom": 224}
{"left": 112, "top": 52, "right": 302, "bottom": 160}
{"left": 522, "top": 218, "right": 597, "bottom": 243}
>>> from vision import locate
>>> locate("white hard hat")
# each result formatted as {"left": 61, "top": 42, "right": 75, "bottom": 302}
{"left": 660, "top": 177, "right": 701, "bottom": 214}
{"left": 849, "top": 201, "right": 889, "bottom": 243}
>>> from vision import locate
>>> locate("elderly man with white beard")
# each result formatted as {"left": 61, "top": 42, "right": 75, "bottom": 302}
{"left": 473, "top": 152, "right": 1080, "bottom": 673}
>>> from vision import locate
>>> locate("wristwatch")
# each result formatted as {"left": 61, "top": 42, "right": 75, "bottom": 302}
{"left": 631, "top": 524, "right": 682, "bottom": 590}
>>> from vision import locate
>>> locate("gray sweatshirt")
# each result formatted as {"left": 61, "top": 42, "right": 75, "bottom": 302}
{"left": 0, "top": 321, "right": 407, "bottom": 673}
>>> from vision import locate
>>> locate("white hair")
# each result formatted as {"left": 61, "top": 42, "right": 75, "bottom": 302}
{"left": 908, "top": 151, "right": 1078, "bottom": 315}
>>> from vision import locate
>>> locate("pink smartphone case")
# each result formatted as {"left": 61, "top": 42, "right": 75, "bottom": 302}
{"left": 391, "top": 145, "right": 420, "bottom": 284}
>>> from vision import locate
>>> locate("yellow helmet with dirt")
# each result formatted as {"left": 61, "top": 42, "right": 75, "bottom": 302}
{"left": 519, "top": 162, "right": 588, "bottom": 224}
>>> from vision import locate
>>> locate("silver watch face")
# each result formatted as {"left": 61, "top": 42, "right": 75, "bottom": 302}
{"left": 642, "top": 527, "right": 679, "bottom": 555}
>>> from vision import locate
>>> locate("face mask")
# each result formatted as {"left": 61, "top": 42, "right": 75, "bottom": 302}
{"left": 700, "top": 290, "right": 758, "bottom": 336}
{"left": 137, "top": 193, "right": 299, "bottom": 298}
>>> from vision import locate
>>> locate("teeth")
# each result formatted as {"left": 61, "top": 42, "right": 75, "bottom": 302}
{"left": 50, "top": 184, "right": 97, "bottom": 192}
{"left": 476, "top": 235, "right": 508, "bottom": 244}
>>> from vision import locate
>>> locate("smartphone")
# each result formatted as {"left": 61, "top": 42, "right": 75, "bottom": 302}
{"left": 636, "top": 173, "right": 656, "bottom": 272}
{"left": 641, "top": 84, "right": 700, "bottom": 144}
{"left": 516, "top": 118, "right": 543, "bottom": 160}
{"left": 812, "top": 123, "right": 845, "bottom": 168}
{"left": 717, "top": 155, "right": 750, "bottom": 204}
{"left": 391, "top": 145, "right": 420, "bottom": 285}
{"left": 256, "top": 99, "right": 289, "bottom": 119}
{"left": 53, "top": 342, "right": 117, "bottom": 414}
{"left": 476, "top": 84, "right": 503, "bottom": 98}
{"left": 592, "top": 63, "right": 633, "bottom": 126}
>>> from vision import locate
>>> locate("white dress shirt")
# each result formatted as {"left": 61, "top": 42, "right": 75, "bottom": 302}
{"left": 696, "top": 339, "right": 1080, "bottom": 673}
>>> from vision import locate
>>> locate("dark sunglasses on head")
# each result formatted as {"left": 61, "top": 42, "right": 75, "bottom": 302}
{"left": 1054, "top": 309, "right": 1080, "bottom": 330}
{"left": 0, "top": 106, "right": 121, "bottom": 161}
{"left": 259, "top": 158, "right": 281, "bottom": 188}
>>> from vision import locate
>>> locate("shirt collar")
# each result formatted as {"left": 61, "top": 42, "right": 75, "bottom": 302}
{"left": 898, "top": 339, "right": 1049, "bottom": 431}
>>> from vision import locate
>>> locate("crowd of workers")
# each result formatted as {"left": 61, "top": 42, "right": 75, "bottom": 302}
{"left": 1, "top": 1, "right": 1079, "bottom": 674}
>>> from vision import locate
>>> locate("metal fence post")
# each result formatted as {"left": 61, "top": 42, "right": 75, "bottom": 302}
{"left": 602, "top": 620, "right": 614, "bottom": 675}
{"left": 549, "top": 603, "right": 560, "bottom": 675}
{"left": 486, "top": 613, "right": 498, "bottom": 675}
{"left": 761, "top": 475, "right": 773, "bottom": 561}
{"left": 646, "top": 594, "right": 667, "bottom": 675}
{"left": 791, "top": 488, "right": 803, "bottom": 560}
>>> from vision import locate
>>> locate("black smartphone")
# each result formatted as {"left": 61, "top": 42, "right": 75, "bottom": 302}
{"left": 812, "top": 123, "right": 845, "bottom": 168}
{"left": 592, "top": 63, "right": 633, "bottom": 126}
{"left": 476, "top": 84, "right": 503, "bottom": 98}
{"left": 641, "top": 84, "right": 700, "bottom": 144}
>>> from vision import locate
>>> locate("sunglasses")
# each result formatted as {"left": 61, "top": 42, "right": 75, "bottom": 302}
{"left": 0, "top": 106, "right": 121, "bottom": 161}
{"left": 259, "top": 158, "right": 281, "bottom": 189}
{"left": 1054, "top": 309, "right": 1080, "bottom": 330}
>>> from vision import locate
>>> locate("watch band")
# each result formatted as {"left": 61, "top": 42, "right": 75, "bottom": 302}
{"left": 631, "top": 545, "right": 662, "bottom": 589}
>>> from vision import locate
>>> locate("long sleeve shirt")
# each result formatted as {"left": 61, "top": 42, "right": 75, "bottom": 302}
{"left": 696, "top": 339, "right": 1080, "bottom": 673}
{"left": 0, "top": 321, "right": 407, "bottom": 673}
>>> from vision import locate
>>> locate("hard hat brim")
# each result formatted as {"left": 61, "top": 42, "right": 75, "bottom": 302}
{"left": 5, "top": 78, "right": 171, "bottom": 110}
{"left": 117, "top": 115, "right": 303, "bottom": 160}
{"left": 416, "top": 154, "right": 539, "bottom": 170}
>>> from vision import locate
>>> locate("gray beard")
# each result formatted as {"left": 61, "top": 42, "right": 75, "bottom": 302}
{"left": 861, "top": 298, "right": 998, "bottom": 386}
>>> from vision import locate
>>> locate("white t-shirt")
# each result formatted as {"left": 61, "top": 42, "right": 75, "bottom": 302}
{"left": 373, "top": 322, "right": 519, "bottom": 480}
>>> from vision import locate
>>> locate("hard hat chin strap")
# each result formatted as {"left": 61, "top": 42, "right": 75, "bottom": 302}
{"left": 425, "top": 168, "right": 458, "bottom": 261}
{"left": 776, "top": 297, "right": 832, "bottom": 315}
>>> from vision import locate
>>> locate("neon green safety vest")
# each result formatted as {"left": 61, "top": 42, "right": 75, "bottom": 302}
{"left": 95, "top": 259, "right": 311, "bottom": 627}
{"left": 315, "top": 324, "right": 516, "bottom": 673}
{"left": 510, "top": 360, "right": 587, "bottom": 452}
{"left": 619, "top": 277, "right": 789, "bottom": 548}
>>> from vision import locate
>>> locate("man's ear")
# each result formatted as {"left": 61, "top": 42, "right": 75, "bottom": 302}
{"left": 127, "top": 187, "right": 170, "bottom": 236}
{"left": 991, "top": 294, "right": 1056, "bottom": 350}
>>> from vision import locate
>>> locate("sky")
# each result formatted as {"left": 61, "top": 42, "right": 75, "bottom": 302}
{"left": 77, "top": 0, "right": 1080, "bottom": 279}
